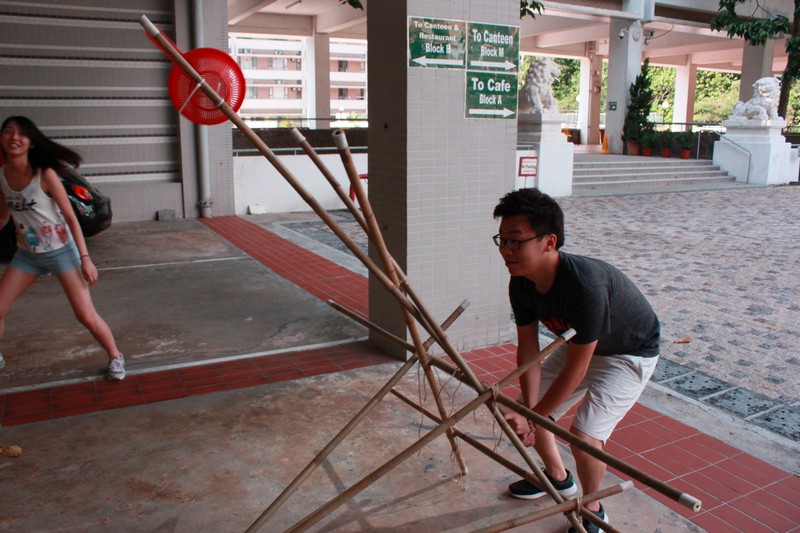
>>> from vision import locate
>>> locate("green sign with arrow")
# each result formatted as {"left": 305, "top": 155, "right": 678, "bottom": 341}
{"left": 408, "top": 17, "right": 466, "bottom": 69}
{"left": 467, "top": 22, "right": 519, "bottom": 72}
{"left": 465, "top": 71, "right": 518, "bottom": 119}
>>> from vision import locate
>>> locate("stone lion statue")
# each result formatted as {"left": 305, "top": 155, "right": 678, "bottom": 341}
{"left": 521, "top": 58, "right": 560, "bottom": 115}
{"left": 729, "top": 77, "right": 781, "bottom": 122}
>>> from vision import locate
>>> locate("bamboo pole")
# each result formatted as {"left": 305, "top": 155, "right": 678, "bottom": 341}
{"left": 390, "top": 389, "right": 624, "bottom": 533}
{"left": 245, "top": 301, "right": 468, "bottom": 532}
{"left": 427, "top": 354, "right": 702, "bottom": 512}
{"left": 138, "top": 15, "right": 432, "bottom": 334}
{"left": 138, "top": 17, "right": 698, "bottom": 529}
{"left": 332, "top": 130, "right": 584, "bottom": 530}
{"left": 328, "top": 299, "right": 470, "bottom": 355}
{"left": 285, "top": 333, "right": 573, "bottom": 532}
{"left": 473, "top": 482, "right": 631, "bottom": 533}
{"left": 331, "top": 129, "right": 469, "bottom": 477}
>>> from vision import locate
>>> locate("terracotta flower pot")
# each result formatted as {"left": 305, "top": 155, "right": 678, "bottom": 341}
{"left": 679, "top": 149, "right": 691, "bottom": 159}
{"left": 660, "top": 148, "right": 671, "bottom": 158}
{"left": 626, "top": 141, "right": 642, "bottom": 156}
{"left": 642, "top": 146, "right": 654, "bottom": 156}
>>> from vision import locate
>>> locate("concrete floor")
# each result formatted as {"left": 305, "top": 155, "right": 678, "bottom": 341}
{"left": 0, "top": 219, "right": 367, "bottom": 390}
{"left": 0, "top": 365, "right": 702, "bottom": 532}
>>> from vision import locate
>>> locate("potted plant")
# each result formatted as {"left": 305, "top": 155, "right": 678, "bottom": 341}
{"left": 676, "top": 131, "right": 696, "bottom": 159}
{"left": 657, "top": 130, "right": 673, "bottom": 158}
{"left": 622, "top": 59, "right": 654, "bottom": 156}
{"left": 641, "top": 131, "right": 658, "bottom": 156}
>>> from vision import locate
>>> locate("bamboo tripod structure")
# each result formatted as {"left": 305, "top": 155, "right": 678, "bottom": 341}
{"left": 139, "top": 15, "right": 702, "bottom": 532}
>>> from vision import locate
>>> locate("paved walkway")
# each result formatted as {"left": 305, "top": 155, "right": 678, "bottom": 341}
{"left": 1, "top": 186, "right": 798, "bottom": 531}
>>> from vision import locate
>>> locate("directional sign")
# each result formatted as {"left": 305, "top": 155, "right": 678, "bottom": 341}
{"left": 465, "top": 71, "right": 518, "bottom": 119}
{"left": 467, "top": 22, "right": 519, "bottom": 72}
{"left": 408, "top": 17, "right": 466, "bottom": 69}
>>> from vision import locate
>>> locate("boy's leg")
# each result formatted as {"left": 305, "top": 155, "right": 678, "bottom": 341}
{"left": 570, "top": 354, "right": 659, "bottom": 511}
{"left": 508, "top": 344, "right": 588, "bottom": 499}
{"left": 570, "top": 429, "right": 606, "bottom": 512}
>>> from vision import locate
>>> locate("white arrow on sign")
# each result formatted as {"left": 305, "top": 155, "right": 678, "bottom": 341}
{"left": 412, "top": 56, "right": 464, "bottom": 67}
{"left": 470, "top": 59, "right": 516, "bottom": 70}
{"left": 469, "top": 108, "right": 515, "bottom": 117}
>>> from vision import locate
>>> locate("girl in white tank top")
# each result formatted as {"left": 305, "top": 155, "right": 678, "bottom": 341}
{"left": 0, "top": 116, "right": 125, "bottom": 381}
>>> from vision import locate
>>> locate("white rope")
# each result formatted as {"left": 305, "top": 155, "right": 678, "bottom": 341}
{"left": 178, "top": 80, "right": 206, "bottom": 114}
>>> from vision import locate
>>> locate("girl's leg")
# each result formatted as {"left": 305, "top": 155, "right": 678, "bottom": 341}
{"left": 57, "top": 268, "right": 120, "bottom": 359}
{"left": 0, "top": 266, "right": 40, "bottom": 338}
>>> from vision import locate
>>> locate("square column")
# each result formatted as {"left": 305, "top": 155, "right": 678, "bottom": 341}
{"left": 367, "top": 1, "right": 520, "bottom": 358}
{"left": 606, "top": 19, "right": 645, "bottom": 154}
{"left": 740, "top": 43, "right": 775, "bottom": 103}
{"left": 673, "top": 60, "right": 697, "bottom": 131}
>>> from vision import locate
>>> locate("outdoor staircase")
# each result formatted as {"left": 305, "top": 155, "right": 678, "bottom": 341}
{"left": 572, "top": 157, "right": 739, "bottom": 196}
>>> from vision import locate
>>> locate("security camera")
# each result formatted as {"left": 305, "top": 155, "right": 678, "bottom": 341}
{"left": 619, "top": 29, "right": 626, "bottom": 40}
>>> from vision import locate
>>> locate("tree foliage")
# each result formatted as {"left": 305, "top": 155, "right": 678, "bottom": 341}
{"left": 623, "top": 59, "right": 655, "bottom": 142}
{"left": 647, "top": 66, "right": 677, "bottom": 122}
{"left": 519, "top": 55, "right": 580, "bottom": 111}
{"left": 710, "top": 0, "right": 800, "bottom": 118}
{"left": 710, "top": 0, "right": 789, "bottom": 44}
{"left": 521, "top": 0, "right": 545, "bottom": 18}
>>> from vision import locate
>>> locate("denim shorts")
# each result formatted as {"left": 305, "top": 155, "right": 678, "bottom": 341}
{"left": 10, "top": 240, "right": 81, "bottom": 276}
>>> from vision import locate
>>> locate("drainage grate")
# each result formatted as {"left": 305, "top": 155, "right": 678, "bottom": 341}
{"left": 652, "top": 358, "right": 694, "bottom": 382}
{"left": 749, "top": 406, "right": 800, "bottom": 441}
{"left": 666, "top": 372, "right": 732, "bottom": 400}
{"left": 706, "top": 387, "right": 780, "bottom": 418}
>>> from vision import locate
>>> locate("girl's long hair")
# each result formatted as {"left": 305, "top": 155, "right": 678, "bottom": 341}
{"left": 1, "top": 116, "right": 82, "bottom": 174}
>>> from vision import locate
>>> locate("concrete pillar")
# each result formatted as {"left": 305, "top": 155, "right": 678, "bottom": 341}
{"left": 367, "top": 0, "right": 518, "bottom": 358}
{"left": 606, "top": 19, "right": 645, "bottom": 154}
{"left": 311, "top": 32, "right": 331, "bottom": 129}
{"left": 673, "top": 60, "right": 696, "bottom": 132}
{"left": 739, "top": 42, "right": 774, "bottom": 102}
{"left": 578, "top": 43, "right": 603, "bottom": 146}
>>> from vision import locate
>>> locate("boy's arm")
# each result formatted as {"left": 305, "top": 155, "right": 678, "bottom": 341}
{"left": 516, "top": 322, "right": 541, "bottom": 409}
{"left": 504, "top": 322, "right": 541, "bottom": 438}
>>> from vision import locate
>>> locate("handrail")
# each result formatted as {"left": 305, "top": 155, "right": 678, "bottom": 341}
{"left": 717, "top": 135, "right": 752, "bottom": 184}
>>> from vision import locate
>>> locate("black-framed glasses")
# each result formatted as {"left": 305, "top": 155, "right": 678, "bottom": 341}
{"left": 492, "top": 233, "right": 544, "bottom": 250}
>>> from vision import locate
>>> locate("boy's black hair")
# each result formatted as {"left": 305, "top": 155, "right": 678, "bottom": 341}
{"left": 1, "top": 115, "right": 82, "bottom": 174}
{"left": 493, "top": 187, "right": 565, "bottom": 249}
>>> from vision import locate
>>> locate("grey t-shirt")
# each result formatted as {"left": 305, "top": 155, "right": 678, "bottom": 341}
{"left": 509, "top": 251, "right": 660, "bottom": 357}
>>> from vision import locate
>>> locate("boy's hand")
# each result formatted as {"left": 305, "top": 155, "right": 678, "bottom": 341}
{"left": 504, "top": 411, "right": 536, "bottom": 446}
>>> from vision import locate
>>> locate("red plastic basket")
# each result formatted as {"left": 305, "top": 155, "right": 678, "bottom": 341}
{"left": 168, "top": 47, "right": 245, "bottom": 125}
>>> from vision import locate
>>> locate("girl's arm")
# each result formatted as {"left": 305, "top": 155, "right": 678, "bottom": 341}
{"left": 0, "top": 190, "right": 10, "bottom": 229}
{"left": 41, "top": 168, "right": 98, "bottom": 285}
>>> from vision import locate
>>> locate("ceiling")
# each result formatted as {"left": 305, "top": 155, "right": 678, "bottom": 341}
{"left": 227, "top": 0, "right": 790, "bottom": 74}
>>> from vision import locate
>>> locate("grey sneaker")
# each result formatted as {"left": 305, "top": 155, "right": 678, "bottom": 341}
{"left": 0, "top": 353, "right": 5, "bottom": 370}
{"left": 107, "top": 354, "right": 125, "bottom": 381}
{"left": 509, "top": 468, "right": 578, "bottom": 500}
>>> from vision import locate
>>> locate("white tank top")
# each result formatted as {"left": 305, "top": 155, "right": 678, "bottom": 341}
{"left": 0, "top": 166, "right": 72, "bottom": 253}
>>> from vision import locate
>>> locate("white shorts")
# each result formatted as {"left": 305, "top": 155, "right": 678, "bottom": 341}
{"left": 539, "top": 344, "right": 659, "bottom": 443}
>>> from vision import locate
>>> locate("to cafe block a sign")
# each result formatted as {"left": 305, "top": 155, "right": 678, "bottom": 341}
{"left": 408, "top": 17, "right": 519, "bottom": 119}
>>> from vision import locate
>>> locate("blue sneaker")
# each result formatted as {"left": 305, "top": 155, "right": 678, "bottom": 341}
{"left": 0, "top": 353, "right": 4, "bottom": 370}
{"left": 509, "top": 468, "right": 578, "bottom": 500}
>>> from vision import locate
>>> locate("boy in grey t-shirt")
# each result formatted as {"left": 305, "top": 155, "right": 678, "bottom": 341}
{"left": 493, "top": 188, "right": 659, "bottom": 533}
